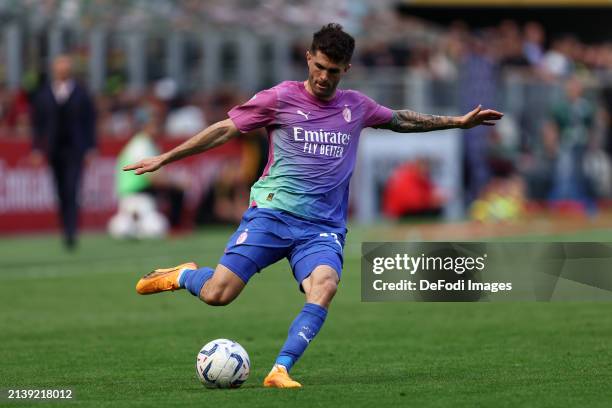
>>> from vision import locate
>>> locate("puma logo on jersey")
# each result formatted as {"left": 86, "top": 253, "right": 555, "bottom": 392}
{"left": 296, "top": 110, "right": 310, "bottom": 120}
{"left": 298, "top": 331, "right": 312, "bottom": 343}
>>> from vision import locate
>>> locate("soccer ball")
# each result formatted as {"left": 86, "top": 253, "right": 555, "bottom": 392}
{"left": 196, "top": 339, "right": 250, "bottom": 388}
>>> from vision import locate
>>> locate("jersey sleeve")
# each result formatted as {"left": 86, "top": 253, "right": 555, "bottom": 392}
{"left": 361, "top": 94, "right": 394, "bottom": 128}
{"left": 228, "top": 87, "right": 278, "bottom": 133}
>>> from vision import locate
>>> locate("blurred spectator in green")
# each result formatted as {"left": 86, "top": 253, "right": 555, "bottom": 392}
{"left": 546, "top": 76, "right": 598, "bottom": 210}
{"left": 108, "top": 107, "right": 187, "bottom": 239}
{"left": 521, "top": 120, "right": 559, "bottom": 201}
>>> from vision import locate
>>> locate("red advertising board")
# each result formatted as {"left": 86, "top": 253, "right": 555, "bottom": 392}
{"left": 0, "top": 138, "right": 242, "bottom": 233}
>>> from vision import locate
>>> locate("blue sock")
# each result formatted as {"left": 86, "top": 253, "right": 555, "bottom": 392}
{"left": 179, "top": 267, "right": 213, "bottom": 297}
{"left": 275, "top": 303, "right": 328, "bottom": 372}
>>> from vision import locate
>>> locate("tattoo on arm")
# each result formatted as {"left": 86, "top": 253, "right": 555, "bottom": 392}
{"left": 378, "top": 110, "right": 459, "bottom": 133}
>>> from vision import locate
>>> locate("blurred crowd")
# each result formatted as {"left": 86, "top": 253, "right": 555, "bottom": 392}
{"left": 1, "top": 4, "right": 612, "bottom": 227}
{"left": 2, "top": 15, "right": 611, "bottom": 138}
{"left": 0, "top": 80, "right": 246, "bottom": 140}
{"left": 354, "top": 12, "right": 612, "bottom": 79}
{"left": 350, "top": 13, "right": 612, "bottom": 220}
{"left": 2, "top": 0, "right": 374, "bottom": 36}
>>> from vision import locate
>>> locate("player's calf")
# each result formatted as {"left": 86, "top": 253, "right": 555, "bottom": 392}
{"left": 302, "top": 266, "right": 339, "bottom": 308}
{"left": 200, "top": 283, "right": 239, "bottom": 306}
{"left": 199, "top": 264, "right": 246, "bottom": 306}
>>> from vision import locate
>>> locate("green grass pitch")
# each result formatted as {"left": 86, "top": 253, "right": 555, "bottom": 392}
{"left": 1, "top": 226, "right": 611, "bottom": 407}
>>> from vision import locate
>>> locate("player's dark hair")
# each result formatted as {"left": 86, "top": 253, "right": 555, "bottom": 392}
{"left": 310, "top": 23, "right": 355, "bottom": 65}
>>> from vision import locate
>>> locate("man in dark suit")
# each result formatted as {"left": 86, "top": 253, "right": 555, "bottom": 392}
{"left": 31, "top": 55, "right": 96, "bottom": 249}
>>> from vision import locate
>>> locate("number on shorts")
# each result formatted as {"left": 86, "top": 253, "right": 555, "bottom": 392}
{"left": 319, "top": 232, "right": 342, "bottom": 250}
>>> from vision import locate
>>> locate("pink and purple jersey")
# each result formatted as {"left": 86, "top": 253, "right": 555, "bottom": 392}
{"left": 228, "top": 81, "right": 393, "bottom": 227}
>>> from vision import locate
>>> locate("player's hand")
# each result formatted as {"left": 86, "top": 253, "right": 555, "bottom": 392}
{"left": 123, "top": 155, "right": 165, "bottom": 175}
{"left": 459, "top": 105, "right": 503, "bottom": 129}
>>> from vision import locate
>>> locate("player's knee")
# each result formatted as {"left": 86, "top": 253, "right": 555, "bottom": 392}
{"left": 316, "top": 277, "right": 338, "bottom": 299}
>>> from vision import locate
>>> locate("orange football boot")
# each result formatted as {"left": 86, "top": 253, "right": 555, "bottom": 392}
{"left": 263, "top": 365, "right": 302, "bottom": 388}
{"left": 135, "top": 262, "right": 198, "bottom": 295}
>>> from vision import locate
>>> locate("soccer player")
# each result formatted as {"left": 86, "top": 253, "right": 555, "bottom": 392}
{"left": 125, "top": 23, "right": 503, "bottom": 388}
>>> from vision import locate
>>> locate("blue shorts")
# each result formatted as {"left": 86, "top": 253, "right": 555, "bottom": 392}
{"left": 219, "top": 207, "right": 346, "bottom": 291}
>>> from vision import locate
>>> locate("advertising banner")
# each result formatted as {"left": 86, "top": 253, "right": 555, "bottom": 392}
{"left": 0, "top": 139, "right": 242, "bottom": 233}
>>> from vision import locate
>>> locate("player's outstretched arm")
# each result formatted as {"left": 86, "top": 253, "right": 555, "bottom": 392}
{"left": 123, "top": 119, "right": 241, "bottom": 175}
{"left": 377, "top": 105, "right": 503, "bottom": 133}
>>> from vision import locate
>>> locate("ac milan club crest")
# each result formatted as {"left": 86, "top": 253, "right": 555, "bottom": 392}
{"left": 342, "top": 106, "right": 351, "bottom": 123}
{"left": 236, "top": 229, "right": 248, "bottom": 245}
